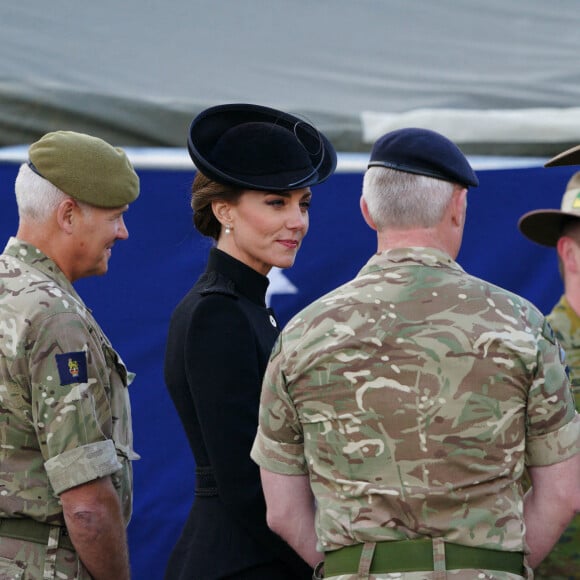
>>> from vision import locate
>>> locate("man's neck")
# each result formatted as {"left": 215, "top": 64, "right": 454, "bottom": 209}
{"left": 16, "top": 223, "right": 75, "bottom": 282}
{"left": 565, "top": 286, "right": 580, "bottom": 317}
{"left": 375, "top": 227, "right": 456, "bottom": 258}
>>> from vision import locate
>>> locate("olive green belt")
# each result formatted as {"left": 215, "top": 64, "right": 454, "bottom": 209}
{"left": 325, "top": 539, "right": 524, "bottom": 576}
{"left": 0, "top": 518, "right": 74, "bottom": 552}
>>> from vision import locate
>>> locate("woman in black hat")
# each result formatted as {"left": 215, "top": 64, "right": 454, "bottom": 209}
{"left": 164, "top": 103, "right": 336, "bottom": 579}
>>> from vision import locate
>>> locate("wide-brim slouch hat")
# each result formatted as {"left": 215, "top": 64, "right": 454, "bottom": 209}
{"left": 187, "top": 103, "right": 337, "bottom": 191}
{"left": 28, "top": 131, "right": 139, "bottom": 208}
{"left": 544, "top": 144, "right": 580, "bottom": 167}
{"left": 368, "top": 127, "right": 478, "bottom": 188}
{"left": 518, "top": 171, "right": 580, "bottom": 247}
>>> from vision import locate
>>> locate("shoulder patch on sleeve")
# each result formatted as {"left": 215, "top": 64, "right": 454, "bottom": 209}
{"left": 560, "top": 345, "right": 568, "bottom": 367}
{"left": 55, "top": 352, "right": 88, "bottom": 385}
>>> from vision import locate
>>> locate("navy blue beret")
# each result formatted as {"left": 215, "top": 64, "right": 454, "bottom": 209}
{"left": 368, "top": 128, "right": 479, "bottom": 188}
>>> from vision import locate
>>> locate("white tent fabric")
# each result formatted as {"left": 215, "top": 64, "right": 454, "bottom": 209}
{"left": 2, "top": 0, "right": 580, "bottom": 154}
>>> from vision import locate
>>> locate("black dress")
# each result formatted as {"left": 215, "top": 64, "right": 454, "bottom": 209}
{"left": 164, "top": 248, "right": 312, "bottom": 579}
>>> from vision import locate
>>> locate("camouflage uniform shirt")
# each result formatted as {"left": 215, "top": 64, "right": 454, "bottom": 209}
{"left": 0, "top": 237, "right": 138, "bottom": 527}
{"left": 251, "top": 247, "right": 580, "bottom": 576}
{"left": 533, "top": 295, "right": 580, "bottom": 579}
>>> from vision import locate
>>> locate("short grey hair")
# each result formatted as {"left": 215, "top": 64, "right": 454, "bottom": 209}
{"left": 362, "top": 166, "right": 456, "bottom": 229}
{"left": 14, "top": 163, "right": 93, "bottom": 223}
{"left": 15, "top": 163, "right": 69, "bottom": 222}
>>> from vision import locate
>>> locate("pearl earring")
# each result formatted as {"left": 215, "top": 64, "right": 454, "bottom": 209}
{"left": 225, "top": 224, "right": 231, "bottom": 235}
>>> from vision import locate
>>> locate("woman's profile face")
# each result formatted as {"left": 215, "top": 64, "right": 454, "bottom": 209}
{"left": 216, "top": 187, "right": 311, "bottom": 275}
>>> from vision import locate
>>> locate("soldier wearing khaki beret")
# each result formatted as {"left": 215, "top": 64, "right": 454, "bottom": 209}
{"left": 0, "top": 131, "right": 140, "bottom": 579}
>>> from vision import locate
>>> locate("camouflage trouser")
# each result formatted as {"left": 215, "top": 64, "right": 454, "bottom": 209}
{"left": 0, "top": 536, "right": 91, "bottom": 580}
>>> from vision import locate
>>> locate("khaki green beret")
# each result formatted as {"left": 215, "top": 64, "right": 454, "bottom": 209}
{"left": 28, "top": 131, "right": 139, "bottom": 208}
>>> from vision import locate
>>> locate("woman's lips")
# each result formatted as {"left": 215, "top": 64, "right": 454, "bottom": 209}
{"left": 278, "top": 240, "right": 299, "bottom": 249}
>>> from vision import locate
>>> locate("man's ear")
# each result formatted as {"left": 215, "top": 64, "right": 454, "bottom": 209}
{"left": 557, "top": 236, "right": 580, "bottom": 274}
{"left": 360, "top": 196, "right": 377, "bottom": 231}
{"left": 451, "top": 187, "right": 468, "bottom": 227}
{"left": 56, "top": 199, "right": 76, "bottom": 234}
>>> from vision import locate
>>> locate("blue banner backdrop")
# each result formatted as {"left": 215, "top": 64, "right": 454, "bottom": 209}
{"left": 0, "top": 158, "right": 575, "bottom": 579}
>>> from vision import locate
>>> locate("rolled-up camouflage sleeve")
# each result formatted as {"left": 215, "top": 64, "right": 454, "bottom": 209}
{"left": 45, "top": 440, "right": 121, "bottom": 495}
{"left": 525, "top": 319, "right": 580, "bottom": 466}
{"left": 251, "top": 335, "right": 307, "bottom": 475}
{"left": 30, "top": 311, "right": 123, "bottom": 494}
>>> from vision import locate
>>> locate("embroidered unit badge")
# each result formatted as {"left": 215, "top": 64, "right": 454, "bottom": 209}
{"left": 55, "top": 351, "right": 88, "bottom": 385}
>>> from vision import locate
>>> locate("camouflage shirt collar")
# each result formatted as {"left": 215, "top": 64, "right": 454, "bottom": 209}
{"left": 3, "top": 237, "right": 86, "bottom": 307}
{"left": 361, "top": 246, "right": 464, "bottom": 274}
{"left": 557, "top": 295, "right": 579, "bottom": 321}
{"left": 549, "top": 295, "right": 580, "bottom": 341}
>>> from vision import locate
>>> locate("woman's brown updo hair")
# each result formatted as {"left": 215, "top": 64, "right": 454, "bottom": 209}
{"left": 191, "top": 171, "right": 244, "bottom": 240}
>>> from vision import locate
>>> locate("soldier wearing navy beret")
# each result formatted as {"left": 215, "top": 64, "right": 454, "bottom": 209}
{"left": 252, "top": 128, "right": 580, "bottom": 579}
{"left": 164, "top": 103, "right": 336, "bottom": 579}
{"left": 0, "top": 131, "right": 140, "bottom": 579}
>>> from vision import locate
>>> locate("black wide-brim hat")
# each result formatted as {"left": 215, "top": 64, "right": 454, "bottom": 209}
{"left": 187, "top": 103, "right": 337, "bottom": 191}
